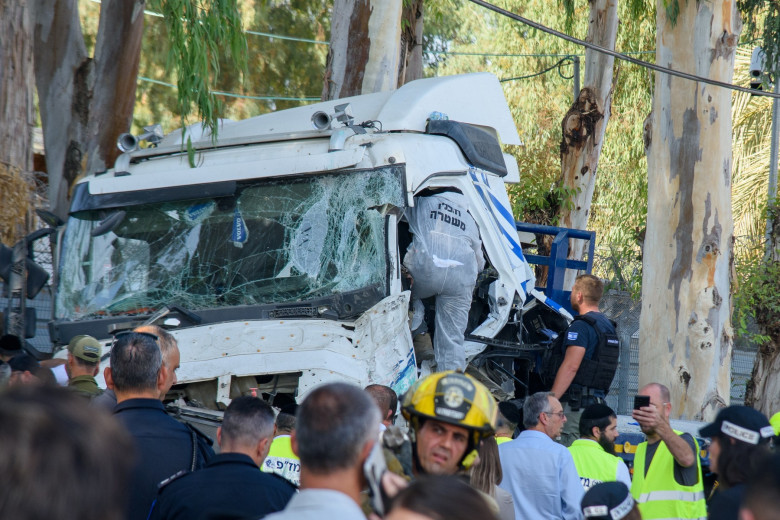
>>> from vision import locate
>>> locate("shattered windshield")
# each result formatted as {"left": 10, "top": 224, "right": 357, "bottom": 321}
{"left": 56, "top": 167, "right": 404, "bottom": 320}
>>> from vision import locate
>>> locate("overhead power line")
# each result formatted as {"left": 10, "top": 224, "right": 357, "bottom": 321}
{"left": 500, "top": 57, "right": 575, "bottom": 82}
{"left": 466, "top": 0, "right": 780, "bottom": 99}
{"left": 138, "top": 76, "right": 320, "bottom": 102}
{"left": 244, "top": 29, "right": 329, "bottom": 45}
{"left": 88, "top": 0, "right": 330, "bottom": 45}
{"left": 433, "top": 50, "right": 655, "bottom": 58}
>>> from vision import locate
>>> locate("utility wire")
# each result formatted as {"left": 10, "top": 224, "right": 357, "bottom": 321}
{"left": 244, "top": 29, "right": 329, "bottom": 45}
{"left": 88, "top": 0, "right": 330, "bottom": 45}
{"left": 467, "top": 0, "right": 780, "bottom": 99}
{"left": 500, "top": 57, "right": 574, "bottom": 82}
{"left": 435, "top": 50, "right": 655, "bottom": 57}
{"left": 138, "top": 76, "right": 320, "bottom": 102}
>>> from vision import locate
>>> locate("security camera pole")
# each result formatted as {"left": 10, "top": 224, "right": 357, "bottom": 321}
{"left": 755, "top": 46, "right": 780, "bottom": 260}
{"left": 767, "top": 68, "right": 780, "bottom": 261}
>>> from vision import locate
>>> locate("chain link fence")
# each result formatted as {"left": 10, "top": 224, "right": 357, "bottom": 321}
{"left": 0, "top": 283, "right": 54, "bottom": 355}
{"left": 601, "top": 290, "right": 757, "bottom": 415}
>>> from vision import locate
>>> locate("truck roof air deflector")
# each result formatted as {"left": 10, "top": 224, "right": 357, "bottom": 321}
{"left": 425, "top": 120, "right": 508, "bottom": 177}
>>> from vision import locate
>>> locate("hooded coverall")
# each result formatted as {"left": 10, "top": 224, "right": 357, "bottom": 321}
{"left": 403, "top": 192, "right": 484, "bottom": 371}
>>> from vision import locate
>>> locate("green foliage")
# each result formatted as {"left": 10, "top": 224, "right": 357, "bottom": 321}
{"left": 78, "top": 1, "right": 331, "bottom": 137}
{"left": 732, "top": 46, "right": 773, "bottom": 260}
{"left": 738, "top": 0, "right": 780, "bottom": 82}
{"left": 734, "top": 249, "right": 780, "bottom": 345}
{"left": 661, "top": 0, "right": 681, "bottom": 26}
{"left": 147, "top": 0, "right": 248, "bottom": 141}
{"left": 425, "top": 0, "right": 654, "bottom": 293}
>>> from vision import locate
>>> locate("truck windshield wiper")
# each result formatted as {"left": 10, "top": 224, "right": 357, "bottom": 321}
{"left": 144, "top": 304, "right": 203, "bottom": 327}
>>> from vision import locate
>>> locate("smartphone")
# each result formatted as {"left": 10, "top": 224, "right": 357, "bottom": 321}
{"left": 634, "top": 395, "right": 650, "bottom": 410}
{"left": 363, "top": 436, "right": 389, "bottom": 516}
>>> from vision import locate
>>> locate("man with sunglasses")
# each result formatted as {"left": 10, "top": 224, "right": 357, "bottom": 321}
{"left": 106, "top": 331, "right": 213, "bottom": 520}
{"left": 94, "top": 325, "right": 180, "bottom": 410}
{"left": 499, "top": 391, "right": 584, "bottom": 520}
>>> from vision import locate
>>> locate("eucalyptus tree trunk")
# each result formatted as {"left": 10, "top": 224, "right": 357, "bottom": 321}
{"left": 323, "top": 0, "right": 403, "bottom": 100}
{"left": 557, "top": 0, "right": 618, "bottom": 289}
{"left": 32, "top": 0, "right": 144, "bottom": 220}
{"left": 639, "top": 0, "right": 740, "bottom": 420}
{"left": 398, "top": 0, "right": 424, "bottom": 87}
{"left": 0, "top": 0, "right": 34, "bottom": 244}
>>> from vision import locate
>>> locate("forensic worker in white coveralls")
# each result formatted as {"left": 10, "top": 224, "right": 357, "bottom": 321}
{"left": 403, "top": 190, "right": 485, "bottom": 372}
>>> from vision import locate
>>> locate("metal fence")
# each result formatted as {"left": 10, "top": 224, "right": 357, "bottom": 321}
{"left": 0, "top": 284, "right": 54, "bottom": 355}
{"left": 601, "top": 290, "right": 757, "bottom": 415}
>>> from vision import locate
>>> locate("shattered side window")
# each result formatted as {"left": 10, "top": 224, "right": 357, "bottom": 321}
{"left": 56, "top": 167, "right": 404, "bottom": 319}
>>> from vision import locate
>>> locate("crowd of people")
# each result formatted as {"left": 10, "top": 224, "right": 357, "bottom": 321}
{"left": 0, "top": 273, "right": 779, "bottom": 520}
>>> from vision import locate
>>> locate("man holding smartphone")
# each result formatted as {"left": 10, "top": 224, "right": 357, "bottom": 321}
{"left": 548, "top": 274, "right": 619, "bottom": 447}
{"left": 630, "top": 383, "right": 706, "bottom": 520}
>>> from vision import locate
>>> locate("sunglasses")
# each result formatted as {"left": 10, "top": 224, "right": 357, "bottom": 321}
{"left": 111, "top": 330, "right": 159, "bottom": 348}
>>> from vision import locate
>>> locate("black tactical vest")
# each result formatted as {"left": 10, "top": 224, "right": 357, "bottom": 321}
{"left": 544, "top": 314, "right": 620, "bottom": 392}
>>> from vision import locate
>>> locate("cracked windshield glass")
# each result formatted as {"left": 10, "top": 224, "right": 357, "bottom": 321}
{"left": 56, "top": 168, "right": 404, "bottom": 320}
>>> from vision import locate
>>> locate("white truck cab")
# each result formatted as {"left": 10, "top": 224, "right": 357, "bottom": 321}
{"left": 50, "top": 73, "right": 571, "bottom": 408}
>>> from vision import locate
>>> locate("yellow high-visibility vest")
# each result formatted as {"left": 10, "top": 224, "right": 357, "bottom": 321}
{"left": 630, "top": 431, "right": 706, "bottom": 520}
{"left": 261, "top": 435, "right": 300, "bottom": 486}
{"left": 568, "top": 439, "right": 621, "bottom": 490}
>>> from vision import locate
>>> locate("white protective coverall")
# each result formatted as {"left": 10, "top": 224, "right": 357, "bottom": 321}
{"left": 404, "top": 191, "right": 485, "bottom": 371}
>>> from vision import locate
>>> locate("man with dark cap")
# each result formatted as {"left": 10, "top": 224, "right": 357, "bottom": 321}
{"left": 106, "top": 331, "right": 213, "bottom": 520}
{"left": 700, "top": 405, "right": 774, "bottom": 520}
{"left": 569, "top": 403, "right": 631, "bottom": 490}
{"left": 65, "top": 335, "right": 104, "bottom": 397}
{"left": 496, "top": 400, "right": 522, "bottom": 445}
{"left": 7, "top": 354, "right": 51, "bottom": 386}
{"left": 0, "top": 334, "right": 23, "bottom": 362}
{"left": 740, "top": 452, "right": 780, "bottom": 520}
{"left": 581, "top": 482, "right": 641, "bottom": 520}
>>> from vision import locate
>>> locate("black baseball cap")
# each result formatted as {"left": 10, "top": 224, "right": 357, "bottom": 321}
{"left": 582, "top": 482, "right": 635, "bottom": 520}
{"left": 700, "top": 406, "right": 773, "bottom": 445}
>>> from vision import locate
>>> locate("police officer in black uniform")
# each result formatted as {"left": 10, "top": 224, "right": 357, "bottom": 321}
{"left": 149, "top": 395, "right": 295, "bottom": 520}
{"left": 107, "top": 332, "right": 214, "bottom": 520}
{"left": 549, "top": 274, "right": 619, "bottom": 447}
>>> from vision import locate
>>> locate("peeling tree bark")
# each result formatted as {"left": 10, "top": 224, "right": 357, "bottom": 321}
{"left": 0, "top": 0, "right": 34, "bottom": 242}
{"left": 31, "top": 0, "right": 144, "bottom": 220}
{"left": 557, "top": 0, "right": 618, "bottom": 290}
{"left": 745, "top": 324, "right": 780, "bottom": 416}
{"left": 639, "top": 0, "right": 740, "bottom": 420}
{"left": 0, "top": 1, "right": 34, "bottom": 173}
{"left": 323, "top": 0, "right": 403, "bottom": 100}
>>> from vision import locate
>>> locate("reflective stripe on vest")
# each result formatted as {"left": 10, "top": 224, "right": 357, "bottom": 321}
{"left": 630, "top": 431, "right": 706, "bottom": 520}
{"left": 637, "top": 490, "right": 706, "bottom": 503}
{"left": 568, "top": 439, "right": 621, "bottom": 490}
